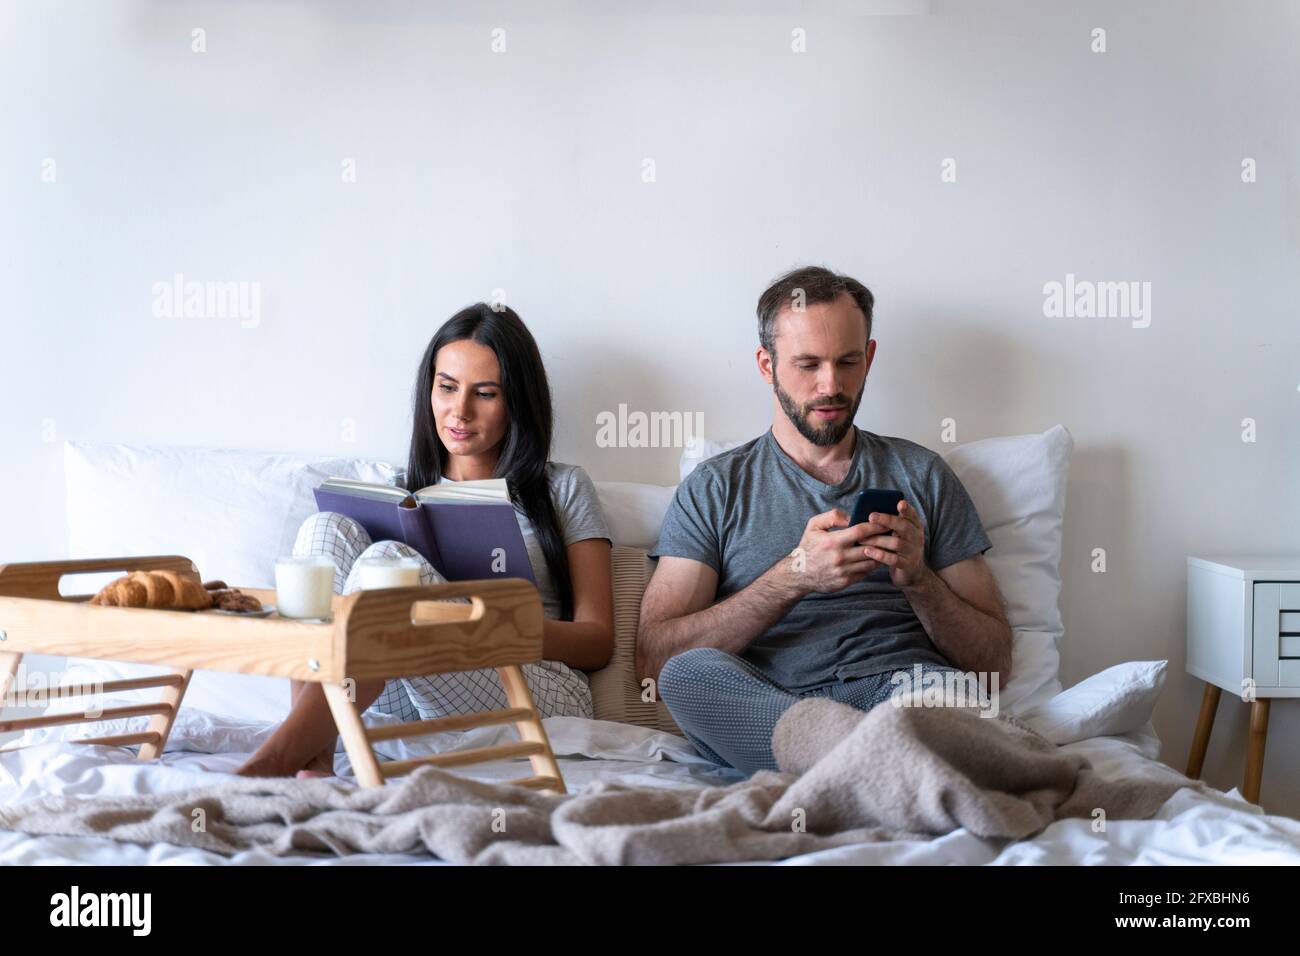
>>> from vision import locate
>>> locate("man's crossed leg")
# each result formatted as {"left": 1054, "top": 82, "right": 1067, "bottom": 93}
{"left": 658, "top": 646, "right": 965, "bottom": 775}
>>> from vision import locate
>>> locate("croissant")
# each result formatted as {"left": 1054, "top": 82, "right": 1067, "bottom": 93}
{"left": 88, "top": 570, "right": 214, "bottom": 610}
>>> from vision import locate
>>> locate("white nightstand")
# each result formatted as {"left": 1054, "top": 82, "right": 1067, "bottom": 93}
{"left": 1186, "top": 555, "right": 1300, "bottom": 805}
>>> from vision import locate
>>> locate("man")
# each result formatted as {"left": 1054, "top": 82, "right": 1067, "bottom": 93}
{"left": 637, "top": 265, "right": 1013, "bottom": 775}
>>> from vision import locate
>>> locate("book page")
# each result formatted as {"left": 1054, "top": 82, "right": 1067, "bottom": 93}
{"left": 316, "top": 477, "right": 408, "bottom": 501}
{"left": 413, "top": 478, "right": 510, "bottom": 504}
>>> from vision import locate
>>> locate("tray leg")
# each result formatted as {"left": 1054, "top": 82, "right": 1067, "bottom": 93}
{"left": 1, "top": 651, "right": 23, "bottom": 733}
{"left": 137, "top": 668, "right": 192, "bottom": 761}
{"left": 496, "top": 664, "right": 566, "bottom": 795}
{"left": 323, "top": 682, "right": 384, "bottom": 788}
{"left": 0, "top": 651, "right": 21, "bottom": 703}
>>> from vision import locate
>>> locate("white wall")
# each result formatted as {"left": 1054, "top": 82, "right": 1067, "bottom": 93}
{"left": 3, "top": 0, "right": 1299, "bottom": 812}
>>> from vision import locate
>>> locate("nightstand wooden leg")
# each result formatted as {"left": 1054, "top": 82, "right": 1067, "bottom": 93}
{"left": 1186, "top": 682, "right": 1221, "bottom": 779}
{"left": 1243, "top": 698, "right": 1270, "bottom": 805}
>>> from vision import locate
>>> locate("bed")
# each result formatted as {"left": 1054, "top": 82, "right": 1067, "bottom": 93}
{"left": 3, "top": 426, "right": 1299, "bottom": 865}
{"left": 3, "top": 707, "right": 1300, "bottom": 865}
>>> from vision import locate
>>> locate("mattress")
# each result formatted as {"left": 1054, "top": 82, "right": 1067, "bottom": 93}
{"left": 3, "top": 710, "right": 1299, "bottom": 865}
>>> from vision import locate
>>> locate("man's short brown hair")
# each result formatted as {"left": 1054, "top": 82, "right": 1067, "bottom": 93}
{"left": 756, "top": 265, "right": 874, "bottom": 356}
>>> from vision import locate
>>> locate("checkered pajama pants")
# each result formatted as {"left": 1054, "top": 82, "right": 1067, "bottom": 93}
{"left": 293, "top": 511, "right": 593, "bottom": 722}
{"left": 657, "top": 646, "right": 967, "bottom": 775}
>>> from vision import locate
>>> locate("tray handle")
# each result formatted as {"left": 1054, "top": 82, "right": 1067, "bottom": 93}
{"left": 0, "top": 555, "right": 200, "bottom": 601}
{"left": 340, "top": 579, "right": 545, "bottom": 677}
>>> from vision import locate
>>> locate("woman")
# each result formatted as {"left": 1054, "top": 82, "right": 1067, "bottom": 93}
{"left": 237, "top": 303, "right": 614, "bottom": 778}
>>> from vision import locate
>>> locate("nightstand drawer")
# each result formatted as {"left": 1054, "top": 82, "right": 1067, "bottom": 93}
{"left": 1253, "top": 583, "right": 1300, "bottom": 686}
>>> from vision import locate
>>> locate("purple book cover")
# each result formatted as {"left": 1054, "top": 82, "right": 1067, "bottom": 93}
{"left": 312, "top": 486, "right": 537, "bottom": 584}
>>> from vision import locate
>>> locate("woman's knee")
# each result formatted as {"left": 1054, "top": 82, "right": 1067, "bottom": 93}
{"left": 356, "top": 539, "right": 417, "bottom": 560}
{"left": 353, "top": 541, "right": 448, "bottom": 586}
{"left": 297, "top": 510, "right": 358, "bottom": 535}
{"left": 293, "top": 511, "right": 370, "bottom": 555}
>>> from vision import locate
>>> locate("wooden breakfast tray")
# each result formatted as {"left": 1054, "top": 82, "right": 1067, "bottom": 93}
{"left": 0, "top": 555, "right": 566, "bottom": 793}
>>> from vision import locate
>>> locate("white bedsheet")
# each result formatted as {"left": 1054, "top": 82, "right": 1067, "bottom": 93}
{"left": 2, "top": 711, "right": 1298, "bottom": 866}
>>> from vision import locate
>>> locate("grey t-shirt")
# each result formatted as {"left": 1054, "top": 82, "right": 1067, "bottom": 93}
{"left": 649, "top": 427, "right": 992, "bottom": 693}
{"left": 440, "top": 461, "right": 610, "bottom": 622}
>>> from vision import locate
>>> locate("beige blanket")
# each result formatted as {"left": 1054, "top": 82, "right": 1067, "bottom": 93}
{"left": 0, "top": 699, "right": 1200, "bottom": 864}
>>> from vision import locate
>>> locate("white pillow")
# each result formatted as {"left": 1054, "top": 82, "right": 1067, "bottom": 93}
{"left": 65, "top": 441, "right": 399, "bottom": 589}
{"left": 678, "top": 425, "right": 1075, "bottom": 715}
{"left": 998, "top": 629, "right": 1063, "bottom": 716}
{"left": 1019, "top": 660, "right": 1167, "bottom": 745}
{"left": 594, "top": 481, "right": 678, "bottom": 549}
{"left": 943, "top": 425, "right": 1073, "bottom": 639}
{"left": 942, "top": 425, "right": 1073, "bottom": 711}
{"left": 60, "top": 441, "right": 400, "bottom": 722}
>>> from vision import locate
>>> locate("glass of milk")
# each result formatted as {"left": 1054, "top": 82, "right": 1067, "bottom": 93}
{"left": 355, "top": 556, "right": 423, "bottom": 590}
{"left": 274, "top": 556, "right": 336, "bottom": 620}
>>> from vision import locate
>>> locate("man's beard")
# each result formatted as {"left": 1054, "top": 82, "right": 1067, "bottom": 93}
{"left": 773, "top": 366, "right": 864, "bottom": 447}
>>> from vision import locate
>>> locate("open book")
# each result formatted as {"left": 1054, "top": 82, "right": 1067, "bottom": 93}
{"left": 312, "top": 476, "right": 536, "bottom": 584}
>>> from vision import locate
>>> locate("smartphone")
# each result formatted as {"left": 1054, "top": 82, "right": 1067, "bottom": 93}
{"left": 850, "top": 489, "right": 905, "bottom": 529}
{"left": 849, "top": 489, "right": 905, "bottom": 582}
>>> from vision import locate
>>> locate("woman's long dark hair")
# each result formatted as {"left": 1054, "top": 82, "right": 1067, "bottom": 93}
{"left": 405, "top": 304, "right": 574, "bottom": 620}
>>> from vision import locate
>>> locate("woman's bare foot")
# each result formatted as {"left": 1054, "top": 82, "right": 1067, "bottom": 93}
{"left": 234, "top": 756, "right": 294, "bottom": 777}
{"left": 235, "top": 745, "right": 334, "bottom": 778}
{"left": 303, "top": 748, "right": 335, "bottom": 775}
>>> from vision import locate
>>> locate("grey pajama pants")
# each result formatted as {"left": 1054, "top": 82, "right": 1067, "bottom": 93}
{"left": 657, "top": 646, "right": 966, "bottom": 775}
{"left": 293, "top": 511, "right": 593, "bottom": 722}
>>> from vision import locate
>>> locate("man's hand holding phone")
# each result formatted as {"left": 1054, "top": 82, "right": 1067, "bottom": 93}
{"left": 781, "top": 508, "right": 883, "bottom": 596}
{"left": 861, "top": 499, "right": 927, "bottom": 588}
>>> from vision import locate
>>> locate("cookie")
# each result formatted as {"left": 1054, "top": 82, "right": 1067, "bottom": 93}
{"left": 212, "top": 590, "right": 263, "bottom": 612}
